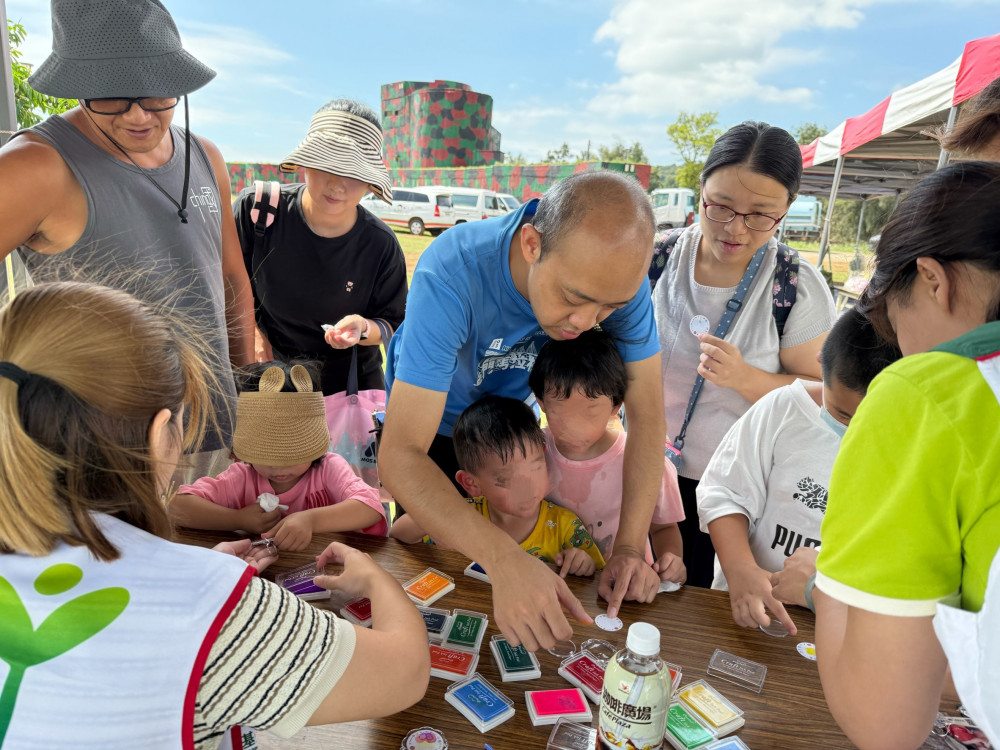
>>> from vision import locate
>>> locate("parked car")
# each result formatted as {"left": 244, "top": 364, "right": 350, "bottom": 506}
{"left": 360, "top": 188, "right": 455, "bottom": 236}
{"left": 650, "top": 187, "right": 696, "bottom": 229}
{"left": 440, "top": 187, "right": 506, "bottom": 224}
{"left": 497, "top": 193, "right": 521, "bottom": 211}
{"left": 778, "top": 196, "right": 822, "bottom": 242}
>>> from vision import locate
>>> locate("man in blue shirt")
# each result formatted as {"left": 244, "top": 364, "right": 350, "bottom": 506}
{"left": 381, "top": 172, "right": 667, "bottom": 651}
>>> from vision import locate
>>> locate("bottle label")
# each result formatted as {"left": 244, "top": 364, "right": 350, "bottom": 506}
{"left": 598, "top": 658, "right": 669, "bottom": 749}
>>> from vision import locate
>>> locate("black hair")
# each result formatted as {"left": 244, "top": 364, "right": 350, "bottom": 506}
{"left": 701, "top": 121, "right": 802, "bottom": 204}
{"left": 939, "top": 77, "right": 1000, "bottom": 156}
{"left": 820, "top": 308, "right": 902, "bottom": 393}
{"left": 532, "top": 171, "right": 654, "bottom": 259}
{"left": 452, "top": 395, "right": 544, "bottom": 475}
{"left": 235, "top": 359, "right": 321, "bottom": 394}
{"left": 858, "top": 161, "right": 1000, "bottom": 344}
{"left": 528, "top": 328, "right": 627, "bottom": 406}
{"left": 317, "top": 98, "right": 383, "bottom": 133}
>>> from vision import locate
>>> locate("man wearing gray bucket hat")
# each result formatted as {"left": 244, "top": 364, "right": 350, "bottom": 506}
{"left": 0, "top": 0, "right": 255, "bottom": 471}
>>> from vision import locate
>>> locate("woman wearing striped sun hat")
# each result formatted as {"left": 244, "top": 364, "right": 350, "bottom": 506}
{"left": 234, "top": 99, "right": 408, "bottom": 396}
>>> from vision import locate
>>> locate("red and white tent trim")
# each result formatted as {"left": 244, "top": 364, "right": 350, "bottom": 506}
{"left": 802, "top": 33, "right": 1000, "bottom": 168}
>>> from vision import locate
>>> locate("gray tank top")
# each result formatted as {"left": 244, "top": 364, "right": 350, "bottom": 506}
{"left": 15, "top": 116, "right": 236, "bottom": 450}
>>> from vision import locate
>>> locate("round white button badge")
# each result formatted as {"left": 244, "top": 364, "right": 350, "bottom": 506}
{"left": 689, "top": 315, "right": 710, "bottom": 336}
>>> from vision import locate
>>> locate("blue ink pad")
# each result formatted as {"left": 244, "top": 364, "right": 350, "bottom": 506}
{"left": 444, "top": 673, "right": 515, "bottom": 733}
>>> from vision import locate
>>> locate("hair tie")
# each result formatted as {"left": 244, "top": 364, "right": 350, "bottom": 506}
{"left": 0, "top": 361, "right": 30, "bottom": 387}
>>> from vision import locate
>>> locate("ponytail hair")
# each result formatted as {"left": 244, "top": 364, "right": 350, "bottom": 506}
{"left": 0, "top": 282, "right": 215, "bottom": 561}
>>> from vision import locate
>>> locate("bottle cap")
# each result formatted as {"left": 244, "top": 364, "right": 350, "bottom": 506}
{"left": 626, "top": 622, "right": 660, "bottom": 656}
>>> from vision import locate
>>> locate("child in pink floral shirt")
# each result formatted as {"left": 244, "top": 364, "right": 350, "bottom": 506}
{"left": 171, "top": 362, "right": 386, "bottom": 549}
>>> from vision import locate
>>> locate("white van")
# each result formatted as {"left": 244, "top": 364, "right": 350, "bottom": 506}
{"left": 650, "top": 188, "right": 696, "bottom": 229}
{"left": 422, "top": 187, "right": 505, "bottom": 224}
{"left": 360, "top": 188, "right": 455, "bottom": 236}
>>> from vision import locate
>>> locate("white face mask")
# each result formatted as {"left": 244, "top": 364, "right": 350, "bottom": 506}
{"left": 819, "top": 399, "right": 848, "bottom": 439}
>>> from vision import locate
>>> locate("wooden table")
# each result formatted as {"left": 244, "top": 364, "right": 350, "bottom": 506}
{"left": 177, "top": 528, "right": 853, "bottom": 750}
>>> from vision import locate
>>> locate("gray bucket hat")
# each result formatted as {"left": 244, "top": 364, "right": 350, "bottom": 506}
{"left": 29, "top": 0, "right": 216, "bottom": 99}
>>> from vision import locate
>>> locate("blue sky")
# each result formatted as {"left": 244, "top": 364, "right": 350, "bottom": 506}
{"left": 7, "top": 0, "right": 997, "bottom": 164}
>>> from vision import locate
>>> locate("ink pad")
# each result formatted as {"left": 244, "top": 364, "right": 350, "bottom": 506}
{"left": 339, "top": 597, "right": 372, "bottom": 628}
{"left": 464, "top": 561, "right": 491, "bottom": 583}
{"left": 489, "top": 634, "right": 541, "bottom": 682}
{"left": 558, "top": 651, "right": 605, "bottom": 704}
{"left": 525, "top": 688, "right": 592, "bottom": 726}
{"left": 706, "top": 649, "right": 767, "bottom": 693}
{"left": 429, "top": 643, "right": 479, "bottom": 680}
{"left": 547, "top": 718, "right": 598, "bottom": 750}
{"left": 443, "top": 609, "right": 488, "bottom": 652}
{"left": 275, "top": 562, "right": 330, "bottom": 601}
{"left": 704, "top": 739, "right": 751, "bottom": 750}
{"left": 665, "top": 701, "right": 717, "bottom": 750}
{"left": 678, "top": 680, "right": 744, "bottom": 735}
{"left": 403, "top": 568, "right": 455, "bottom": 607}
{"left": 444, "top": 673, "right": 515, "bottom": 733}
{"left": 416, "top": 605, "right": 452, "bottom": 642}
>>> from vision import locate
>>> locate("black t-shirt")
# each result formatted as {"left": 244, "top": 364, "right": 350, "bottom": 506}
{"left": 235, "top": 183, "right": 408, "bottom": 395}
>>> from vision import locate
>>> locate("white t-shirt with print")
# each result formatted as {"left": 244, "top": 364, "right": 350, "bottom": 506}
{"left": 653, "top": 225, "right": 836, "bottom": 479}
{"left": 696, "top": 379, "right": 841, "bottom": 590}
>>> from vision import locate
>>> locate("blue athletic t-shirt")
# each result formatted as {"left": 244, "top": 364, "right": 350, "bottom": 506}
{"left": 386, "top": 199, "right": 659, "bottom": 436}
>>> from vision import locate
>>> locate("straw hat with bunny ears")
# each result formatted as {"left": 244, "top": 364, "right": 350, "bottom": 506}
{"left": 232, "top": 365, "right": 330, "bottom": 466}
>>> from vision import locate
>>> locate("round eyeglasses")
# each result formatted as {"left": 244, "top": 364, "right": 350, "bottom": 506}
{"left": 83, "top": 97, "right": 180, "bottom": 115}
{"left": 702, "top": 200, "right": 785, "bottom": 232}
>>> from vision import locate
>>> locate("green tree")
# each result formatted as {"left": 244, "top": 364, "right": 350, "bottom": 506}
{"left": 665, "top": 111, "right": 722, "bottom": 190}
{"left": 793, "top": 122, "right": 827, "bottom": 145}
{"left": 648, "top": 164, "right": 677, "bottom": 191}
{"left": 596, "top": 139, "right": 648, "bottom": 164}
{"left": 541, "top": 142, "right": 575, "bottom": 164}
{"left": 8, "top": 21, "right": 76, "bottom": 129}
{"left": 504, "top": 151, "right": 528, "bottom": 165}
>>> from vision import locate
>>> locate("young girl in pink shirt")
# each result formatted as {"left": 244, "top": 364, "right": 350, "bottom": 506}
{"left": 171, "top": 362, "right": 386, "bottom": 549}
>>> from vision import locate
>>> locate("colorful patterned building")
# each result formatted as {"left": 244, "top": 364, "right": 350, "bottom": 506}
{"left": 381, "top": 79, "right": 502, "bottom": 169}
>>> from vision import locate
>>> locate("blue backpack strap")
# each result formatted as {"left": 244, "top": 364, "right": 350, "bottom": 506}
{"left": 771, "top": 242, "right": 799, "bottom": 339}
{"left": 649, "top": 227, "right": 686, "bottom": 292}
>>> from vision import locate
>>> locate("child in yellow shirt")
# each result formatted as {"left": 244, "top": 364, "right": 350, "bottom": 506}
{"left": 391, "top": 395, "right": 605, "bottom": 576}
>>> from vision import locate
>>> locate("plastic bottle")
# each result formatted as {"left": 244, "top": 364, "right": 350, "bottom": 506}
{"left": 598, "top": 622, "right": 670, "bottom": 749}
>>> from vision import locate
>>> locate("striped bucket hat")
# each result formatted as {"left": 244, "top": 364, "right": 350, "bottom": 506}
{"left": 281, "top": 110, "right": 393, "bottom": 204}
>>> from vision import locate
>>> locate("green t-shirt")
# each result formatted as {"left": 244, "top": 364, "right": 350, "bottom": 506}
{"left": 817, "top": 322, "right": 1000, "bottom": 615}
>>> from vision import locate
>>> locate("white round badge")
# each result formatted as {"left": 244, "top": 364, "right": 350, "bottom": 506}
{"left": 689, "top": 315, "right": 710, "bottom": 336}
{"left": 797, "top": 642, "right": 817, "bottom": 661}
{"left": 595, "top": 613, "right": 624, "bottom": 632}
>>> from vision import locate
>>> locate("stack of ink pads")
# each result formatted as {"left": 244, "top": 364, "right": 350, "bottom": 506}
{"left": 429, "top": 609, "right": 489, "bottom": 681}
{"left": 665, "top": 680, "right": 746, "bottom": 750}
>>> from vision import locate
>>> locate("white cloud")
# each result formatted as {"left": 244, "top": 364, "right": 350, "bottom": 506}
{"left": 589, "top": 0, "right": 877, "bottom": 116}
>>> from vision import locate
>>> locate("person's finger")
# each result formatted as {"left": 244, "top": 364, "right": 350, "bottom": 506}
{"left": 750, "top": 599, "right": 772, "bottom": 628}
{"left": 316, "top": 541, "right": 349, "bottom": 569}
{"left": 313, "top": 573, "right": 344, "bottom": 591}
{"left": 765, "top": 595, "right": 797, "bottom": 636}
{"left": 227, "top": 538, "right": 253, "bottom": 555}
{"left": 558, "top": 553, "right": 573, "bottom": 578}
{"left": 605, "top": 566, "right": 632, "bottom": 619}
{"left": 697, "top": 363, "right": 718, "bottom": 382}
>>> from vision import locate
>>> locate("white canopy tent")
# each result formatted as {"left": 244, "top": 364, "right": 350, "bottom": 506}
{"left": 799, "top": 33, "right": 1000, "bottom": 264}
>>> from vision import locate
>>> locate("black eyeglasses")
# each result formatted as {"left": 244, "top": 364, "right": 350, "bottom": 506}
{"left": 83, "top": 97, "right": 180, "bottom": 115}
{"left": 702, "top": 200, "right": 785, "bottom": 232}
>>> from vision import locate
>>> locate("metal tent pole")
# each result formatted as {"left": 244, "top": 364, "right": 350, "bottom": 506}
{"left": 2, "top": 0, "right": 21, "bottom": 302}
{"left": 936, "top": 105, "right": 958, "bottom": 170}
{"left": 853, "top": 198, "right": 868, "bottom": 254}
{"left": 817, "top": 155, "right": 845, "bottom": 267}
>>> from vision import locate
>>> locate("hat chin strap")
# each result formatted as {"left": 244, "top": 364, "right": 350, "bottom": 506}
{"left": 83, "top": 97, "right": 192, "bottom": 224}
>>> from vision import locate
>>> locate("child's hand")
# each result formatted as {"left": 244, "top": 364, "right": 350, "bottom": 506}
{"left": 324, "top": 315, "right": 367, "bottom": 349}
{"left": 770, "top": 547, "right": 819, "bottom": 608}
{"left": 235, "top": 503, "right": 282, "bottom": 534}
{"left": 555, "top": 548, "right": 596, "bottom": 578}
{"left": 314, "top": 541, "right": 386, "bottom": 598}
{"left": 212, "top": 538, "right": 278, "bottom": 573}
{"left": 263, "top": 513, "right": 313, "bottom": 551}
{"left": 727, "top": 562, "right": 797, "bottom": 636}
{"left": 653, "top": 553, "right": 687, "bottom": 585}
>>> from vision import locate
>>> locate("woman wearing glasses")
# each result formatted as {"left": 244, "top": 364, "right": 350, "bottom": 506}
{"left": 651, "top": 122, "right": 836, "bottom": 588}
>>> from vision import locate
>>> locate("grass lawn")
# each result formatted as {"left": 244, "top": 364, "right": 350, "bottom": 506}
{"left": 391, "top": 228, "right": 870, "bottom": 287}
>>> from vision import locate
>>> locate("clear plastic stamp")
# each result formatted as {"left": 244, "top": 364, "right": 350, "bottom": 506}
{"left": 707, "top": 649, "right": 767, "bottom": 693}
{"left": 489, "top": 634, "right": 541, "bottom": 681}
{"left": 444, "top": 673, "right": 515, "bottom": 733}
{"left": 547, "top": 718, "right": 598, "bottom": 750}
